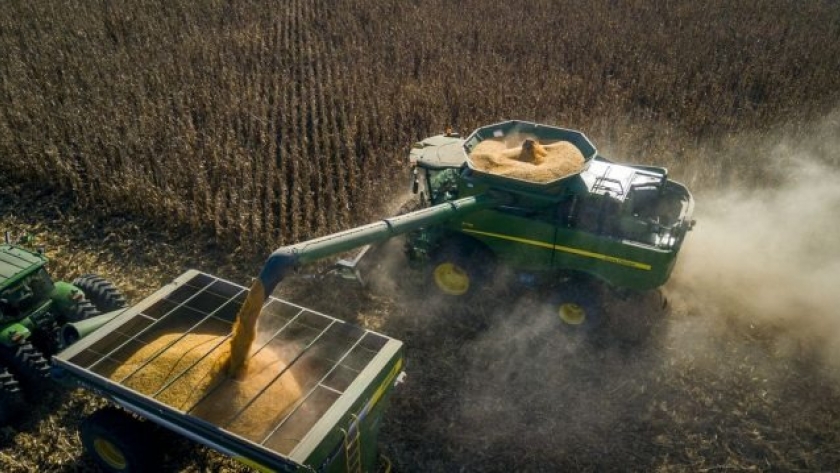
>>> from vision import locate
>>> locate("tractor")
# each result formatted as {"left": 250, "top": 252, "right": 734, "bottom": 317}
{"left": 0, "top": 234, "right": 127, "bottom": 423}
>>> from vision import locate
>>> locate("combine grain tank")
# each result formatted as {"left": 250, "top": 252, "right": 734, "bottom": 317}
{"left": 54, "top": 270, "right": 404, "bottom": 472}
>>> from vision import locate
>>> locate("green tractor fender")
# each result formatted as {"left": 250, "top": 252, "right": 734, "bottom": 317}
{"left": 0, "top": 322, "right": 31, "bottom": 348}
{"left": 49, "top": 281, "right": 86, "bottom": 319}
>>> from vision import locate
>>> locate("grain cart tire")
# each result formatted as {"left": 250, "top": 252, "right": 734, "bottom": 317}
{"left": 81, "top": 407, "right": 162, "bottom": 473}
{"left": 72, "top": 274, "right": 128, "bottom": 313}
{"left": 428, "top": 237, "right": 495, "bottom": 298}
{"left": 0, "top": 342, "right": 50, "bottom": 401}
{"left": 0, "top": 367, "right": 25, "bottom": 424}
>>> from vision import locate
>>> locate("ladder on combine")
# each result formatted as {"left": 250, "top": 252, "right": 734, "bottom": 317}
{"left": 342, "top": 414, "right": 362, "bottom": 473}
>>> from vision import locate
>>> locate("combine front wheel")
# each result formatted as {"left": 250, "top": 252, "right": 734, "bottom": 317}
{"left": 428, "top": 238, "right": 495, "bottom": 297}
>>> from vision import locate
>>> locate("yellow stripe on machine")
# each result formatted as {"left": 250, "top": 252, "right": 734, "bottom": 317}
{"left": 461, "top": 229, "right": 652, "bottom": 271}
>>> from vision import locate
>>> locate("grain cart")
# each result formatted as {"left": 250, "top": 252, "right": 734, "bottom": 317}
{"left": 0, "top": 236, "right": 127, "bottom": 423}
{"left": 53, "top": 271, "right": 404, "bottom": 473}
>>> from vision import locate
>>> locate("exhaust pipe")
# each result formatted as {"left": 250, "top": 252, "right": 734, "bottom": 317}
{"left": 61, "top": 310, "right": 124, "bottom": 347}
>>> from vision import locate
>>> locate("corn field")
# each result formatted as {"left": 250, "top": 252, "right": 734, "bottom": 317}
{"left": 1, "top": 0, "right": 839, "bottom": 252}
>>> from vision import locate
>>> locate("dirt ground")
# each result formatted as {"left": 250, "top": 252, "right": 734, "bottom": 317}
{"left": 2, "top": 180, "right": 840, "bottom": 472}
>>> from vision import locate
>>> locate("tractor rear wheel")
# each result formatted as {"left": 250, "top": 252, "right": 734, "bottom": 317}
{"left": 81, "top": 407, "right": 162, "bottom": 473}
{"left": 428, "top": 238, "right": 495, "bottom": 298}
{"left": 72, "top": 274, "right": 128, "bottom": 313}
{"left": 0, "top": 342, "right": 51, "bottom": 401}
{"left": 0, "top": 367, "right": 25, "bottom": 425}
{"left": 65, "top": 298, "right": 101, "bottom": 323}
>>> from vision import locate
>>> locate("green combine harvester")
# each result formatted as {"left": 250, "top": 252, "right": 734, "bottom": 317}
{"left": 248, "top": 120, "right": 695, "bottom": 330}
{"left": 48, "top": 120, "right": 693, "bottom": 472}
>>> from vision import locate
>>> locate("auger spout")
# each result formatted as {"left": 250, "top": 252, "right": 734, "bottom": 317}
{"left": 223, "top": 192, "right": 499, "bottom": 376}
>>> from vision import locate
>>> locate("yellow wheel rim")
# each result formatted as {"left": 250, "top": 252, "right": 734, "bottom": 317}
{"left": 558, "top": 303, "right": 586, "bottom": 326}
{"left": 433, "top": 262, "right": 470, "bottom": 296}
{"left": 93, "top": 437, "right": 128, "bottom": 470}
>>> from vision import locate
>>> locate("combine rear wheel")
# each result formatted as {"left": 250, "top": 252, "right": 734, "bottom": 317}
{"left": 72, "top": 274, "right": 128, "bottom": 313}
{"left": 81, "top": 407, "right": 162, "bottom": 473}
{"left": 428, "top": 238, "right": 495, "bottom": 298}
{"left": 549, "top": 279, "right": 605, "bottom": 333}
{"left": 0, "top": 367, "right": 25, "bottom": 424}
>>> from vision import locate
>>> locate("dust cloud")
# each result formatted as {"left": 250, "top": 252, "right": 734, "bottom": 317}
{"left": 669, "top": 141, "right": 840, "bottom": 370}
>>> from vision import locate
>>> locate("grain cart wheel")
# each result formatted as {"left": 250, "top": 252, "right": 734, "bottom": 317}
{"left": 72, "top": 274, "right": 128, "bottom": 313}
{"left": 428, "top": 238, "right": 495, "bottom": 297}
{"left": 81, "top": 407, "right": 162, "bottom": 473}
{"left": 0, "top": 367, "right": 25, "bottom": 424}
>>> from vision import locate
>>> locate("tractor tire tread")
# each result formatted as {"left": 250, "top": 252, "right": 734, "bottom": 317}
{"left": 0, "top": 367, "right": 25, "bottom": 425}
{"left": 72, "top": 274, "right": 128, "bottom": 314}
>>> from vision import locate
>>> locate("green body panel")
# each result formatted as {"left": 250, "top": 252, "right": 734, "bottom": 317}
{"left": 303, "top": 349, "right": 404, "bottom": 473}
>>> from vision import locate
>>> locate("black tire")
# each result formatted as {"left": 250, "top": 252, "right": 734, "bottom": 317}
{"left": 427, "top": 237, "right": 495, "bottom": 298}
{"left": 0, "top": 367, "right": 25, "bottom": 425}
{"left": 72, "top": 274, "right": 128, "bottom": 314}
{"left": 81, "top": 407, "right": 162, "bottom": 473}
{"left": 0, "top": 342, "right": 51, "bottom": 401}
{"left": 65, "top": 297, "right": 101, "bottom": 323}
{"left": 548, "top": 278, "right": 605, "bottom": 334}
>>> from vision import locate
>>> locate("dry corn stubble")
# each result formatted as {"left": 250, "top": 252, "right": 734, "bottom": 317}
{"left": 469, "top": 138, "right": 585, "bottom": 182}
